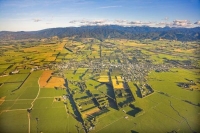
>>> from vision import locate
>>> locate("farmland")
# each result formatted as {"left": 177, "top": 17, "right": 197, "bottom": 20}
{"left": 0, "top": 37, "right": 199, "bottom": 133}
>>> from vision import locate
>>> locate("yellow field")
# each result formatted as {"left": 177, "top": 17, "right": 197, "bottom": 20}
{"left": 45, "top": 77, "right": 65, "bottom": 88}
{"left": 45, "top": 56, "right": 56, "bottom": 61}
{"left": 82, "top": 107, "right": 100, "bottom": 119}
{"left": 92, "top": 51, "right": 99, "bottom": 55}
{"left": 174, "top": 48, "right": 195, "bottom": 53}
{"left": 56, "top": 42, "right": 66, "bottom": 51}
{"left": 98, "top": 76, "right": 109, "bottom": 82}
{"left": 112, "top": 79, "right": 124, "bottom": 89}
{"left": 76, "top": 45, "right": 85, "bottom": 49}
{"left": 117, "top": 76, "right": 123, "bottom": 82}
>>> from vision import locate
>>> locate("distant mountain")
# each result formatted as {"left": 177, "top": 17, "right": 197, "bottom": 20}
{"left": 0, "top": 25, "right": 200, "bottom": 41}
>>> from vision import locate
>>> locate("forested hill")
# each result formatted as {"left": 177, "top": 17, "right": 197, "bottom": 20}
{"left": 0, "top": 25, "right": 200, "bottom": 41}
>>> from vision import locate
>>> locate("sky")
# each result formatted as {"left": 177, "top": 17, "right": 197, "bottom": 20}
{"left": 0, "top": 0, "right": 200, "bottom": 31}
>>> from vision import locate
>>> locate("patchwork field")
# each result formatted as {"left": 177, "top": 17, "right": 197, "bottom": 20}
{"left": 45, "top": 77, "right": 65, "bottom": 88}
{"left": 0, "top": 38, "right": 199, "bottom": 133}
{"left": 39, "top": 70, "right": 52, "bottom": 87}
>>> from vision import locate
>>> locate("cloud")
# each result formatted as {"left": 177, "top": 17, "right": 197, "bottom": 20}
{"left": 98, "top": 5, "right": 122, "bottom": 9}
{"left": 194, "top": 21, "right": 200, "bottom": 25}
{"left": 162, "top": 17, "right": 169, "bottom": 21}
{"left": 69, "top": 20, "right": 77, "bottom": 24}
{"left": 88, "top": 20, "right": 107, "bottom": 25}
{"left": 115, "top": 20, "right": 127, "bottom": 23}
{"left": 68, "top": 19, "right": 196, "bottom": 28}
{"left": 69, "top": 19, "right": 108, "bottom": 25}
{"left": 156, "top": 22, "right": 170, "bottom": 26}
{"left": 155, "top": 20, "right": 194, "bottom": 27}
{"left": 127, "top": 21, "right": 155, "bottom": 26}
{"left": 80, "top": 19, "right": 89, "bottom": 24}
{"left": 172, "top": 20, "right": 192, "bottom": 27}
{"left": 128, "top": 21, "right": 142, "bottom": 25}
{"left": 69, "top": 19, "right": 156, "bottom": 27}
{"left": 33, "top": 19, "right": 41, "bottom": 22}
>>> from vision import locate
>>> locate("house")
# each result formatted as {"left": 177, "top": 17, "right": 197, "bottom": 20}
{"left": 11, "top": 69, "right": 19, "bottom": 74}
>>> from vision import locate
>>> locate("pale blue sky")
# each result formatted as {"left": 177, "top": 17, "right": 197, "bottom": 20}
{"left": 0, "top": 0, "right": 199, "bottom": 31}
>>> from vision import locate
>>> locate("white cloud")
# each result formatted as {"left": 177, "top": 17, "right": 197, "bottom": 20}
{"left": 172, "top": 20, "right": 192, "bottom": 27}
{"left": 69, "top": 20, "right": 77, "bottom": 24}
{"left": 156, "top": 22, "right": 170, "bottom": 27}
{"left": 155, "top": 20, "right": 194, "bottom": 28}
{"left": 68, "top": 19, "right": 156, "bottom": 27}
{"left": 33, "top": 18, "right": 42, "bottom": 22}
{"left": 69, "top": 19, "right": 108, "bottom": 25}
{"left": 194, "top": 21, "right": 200, "bottom": 25}
{"left": 115, "top": 20, "right": 127, "bottom": 23}
{"left": 162, "top": 17, "right": 169, "bottom": 21}
{"left": 68, "top": 19, "right": 197, "bottom": 28}
{"left": 127, "top": 21, "right": 155, "bottom": 26}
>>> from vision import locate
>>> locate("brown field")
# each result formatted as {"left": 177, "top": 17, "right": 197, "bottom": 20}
{"left": 39, "top": 70, "right": 52, "bottom": 87}
{"left": 82, "top": 107, "right": 100, "bottom": 119}
{"left": 45, "top": 77, "right": 65, "bottom": 88}
{"left": 0, "top": 96, "right": 6, "bottom": 105}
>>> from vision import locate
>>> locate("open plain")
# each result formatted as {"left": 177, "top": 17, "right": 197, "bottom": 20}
{"left": 0, "top": 36, "right": 199, "bottom": 133}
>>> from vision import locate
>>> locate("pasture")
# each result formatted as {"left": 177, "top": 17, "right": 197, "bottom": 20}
{"left": 0, "top": 38, "right": 199, "bottom": 133}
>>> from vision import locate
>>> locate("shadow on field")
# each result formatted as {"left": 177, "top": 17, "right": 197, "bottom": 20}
{"left": 64, "top": 79, "right": 83, "bottom": 123}
{"left": 108, "top": 98, "right": 118, "bottom": 110}
{"left": 127, "top": 104, "right": 142, "bottom": 117}
{"left": 106, "top": 84, "right": 118, "bottom": 110}
{"left": 133, "top": 84, "right": 142, "bottom": 98}
{"left": 95, "top": 83, "right": 104, "bottom": 89}
{"left": 131, "top": 130, "right": 139, "bottom": 133}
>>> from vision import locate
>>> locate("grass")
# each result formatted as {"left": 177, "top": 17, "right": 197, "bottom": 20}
{"left": 0, "top": 38, "right": 199, "bottom": 133}
{"left": 18, "top": 71, "right": 42, "bottom": 99}
{"left": 0, "top": 82, "right": 22, "bottom": 100}
{"left": 0, "top": 64, "right": 11, "bottom": 73}
{"left": 148, "top": 68, "right": 200, "bottom": 104}
{"left": 0, "top": 110, "right": 28, "bottom": 133}
{"left": 98, "top": 76, "right": 109, "bottom": 83}
{"left": 30, "top": 107, "right": 71, "bottom": 133}
{"left": 76, "top": 68, "right": 88, "bottom": 74}
{"left": 0, "top": 101, "right": 15, "bottom": 112}
{"left": 0, "top": 73, "right": 29, "bottom": 83}
{"left": 85, "top": 79, "right": 101, "bottom": 88}
{"left": 10, "top": 100, "right": 33, "bottom": 110}
{"left": 18, "top": 69, "right": 31, "bottom": 73}
{"left": 39, "top": 88, "right": 66, "bottom": 97}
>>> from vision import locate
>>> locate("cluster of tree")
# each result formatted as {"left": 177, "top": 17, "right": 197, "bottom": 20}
{"left": 0, "top": 25, "right": 199, "bottom": 41}
{"left": 68, "top": 80, "right": 87, "bottom": 92}
{"left": 115, "top": 89, "right": 132, "bottom": 98}
{"left": 94, "top": 95, "right": 109, "bottom": 109}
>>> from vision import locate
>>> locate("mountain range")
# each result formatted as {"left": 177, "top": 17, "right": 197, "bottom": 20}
{"left": 0, "top": 25, "right": 200, "bottom": 41}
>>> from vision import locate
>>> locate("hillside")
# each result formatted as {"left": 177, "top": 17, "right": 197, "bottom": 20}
{"left": 0, "top": 25, "right": 200, "bottom": 41}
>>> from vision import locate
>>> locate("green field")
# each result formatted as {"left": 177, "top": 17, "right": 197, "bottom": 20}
{"left": 0, "top": 38, "right": 199, "bottom": 133}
